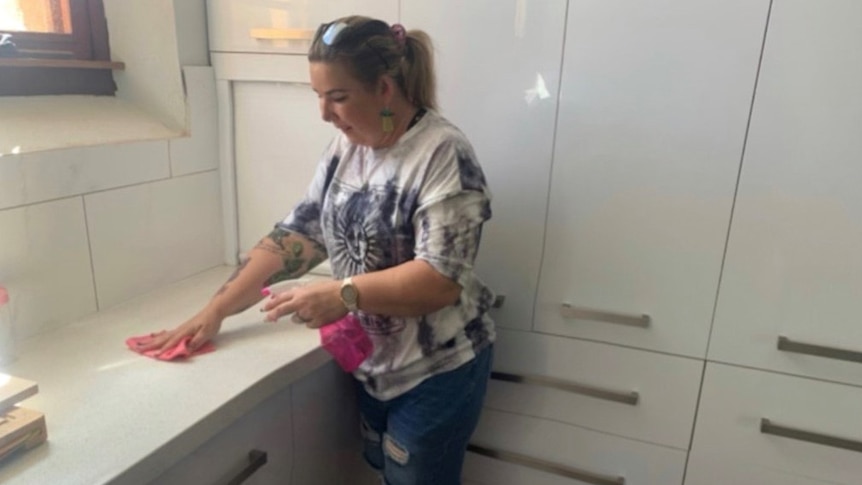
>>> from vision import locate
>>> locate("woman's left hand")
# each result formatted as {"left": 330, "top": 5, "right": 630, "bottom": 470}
{"left": 261, "top": 279, "right": 347, "bottom": 328}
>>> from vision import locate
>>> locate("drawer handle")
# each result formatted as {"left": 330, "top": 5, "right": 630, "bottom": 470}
{"left": 467, "top": 443, "right": 625, "bottom": 485}
{"left": 491, "top": 371, "right": 639, "bottom": 405}
{"left": 760, "top": 418, "right": 862, "bottom": 454}
{"left": 224, "top": 449, "right": 268, "bottom": 485}
{"left": 249, "top": 28, "right": 314, "bottom": 41}
{"left": 777, "top": 336, "right": 862, "bottom": 364}
{"left": 560, "top": 304, "right": 651, "bottom": 328}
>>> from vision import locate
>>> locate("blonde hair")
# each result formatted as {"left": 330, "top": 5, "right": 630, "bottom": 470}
{"left": 308, "top": 16, "right": 437, "bottom": 110}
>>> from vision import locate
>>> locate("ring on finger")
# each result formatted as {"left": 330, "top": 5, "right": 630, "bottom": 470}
{"left": 291, "top": 313, "right": 311, "bottom": 324}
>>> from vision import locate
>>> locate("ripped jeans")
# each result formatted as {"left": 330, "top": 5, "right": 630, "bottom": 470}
{"left": 356, "top": 345, "right": 493, "bottom": 485}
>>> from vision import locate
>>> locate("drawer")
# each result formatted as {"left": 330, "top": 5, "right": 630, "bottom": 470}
{"left": 465, "top": 453, "right": 600, "bottom": 485}
{"left": 207, "top": 0, "right": 399, "bottom": 55}
{"left": 152, "top": 385, "right": 293, "bottom": 485}
{"left": 465, "top": 409, "right": 687, "bottom": 485}
{"left": 486, "top": 329, "right": 702, "bottom": 450}
{"left": 687, "top": 363, "right": 862, "bottom": 485}
{"left": 686, "top": 453, "right": 843, "bottom": 485}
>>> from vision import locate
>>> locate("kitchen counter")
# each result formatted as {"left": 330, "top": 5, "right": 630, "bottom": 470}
{"left": 0, "top": 266, "right": 333, "bottom": 485}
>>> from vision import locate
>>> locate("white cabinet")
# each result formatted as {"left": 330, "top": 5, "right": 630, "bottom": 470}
{"left": 290, "top": 360, "right": 376, "bottom": 485}
{"left": 686, "top": 363, "right": 862, "bottom": 485}
{"left": 534, "top": 0, "right": 770, "bottom": 357}
{"left": 401, "top": 0, "right": 567, "bottom": 331}
{"left": 464, "top": 454, "right": 596, "bottom": 485}
{"left": 486, "top": 329, "right": 702, "bottom": 450}
{"left": 151, "top": 385, "right": 294, "bottom": 485}
{"left": 152, "top": 361, "right": 375, "bottom": 485}
{"left": 708, "top": 0, "right": 862, "bottom": 386}
{"left": 689, "top": 2, "right": 862, "bottom": 484}
{"left": 209, "top": 1, "right": 398, "bottom": 267}
{"left": 233, "top": 82, "right": 335, "bottom": 254}
{"left": 208, "top": 0, "right": 398, "bottom": 55}
{"left": 466, "top": 408, "right": 688, "bottom": 485}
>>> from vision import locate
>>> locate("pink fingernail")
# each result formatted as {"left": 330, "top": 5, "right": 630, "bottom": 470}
{"left": 261, "top": 287, "right": 271, "bottom": 297}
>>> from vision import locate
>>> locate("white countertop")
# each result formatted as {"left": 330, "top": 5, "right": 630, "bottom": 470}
{"left": 0, "top": 266, "right": 332, "bottom": 485}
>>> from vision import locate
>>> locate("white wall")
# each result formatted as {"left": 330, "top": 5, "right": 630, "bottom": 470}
{"left": 0, "top": 1, "right": 222, "bottom": 342}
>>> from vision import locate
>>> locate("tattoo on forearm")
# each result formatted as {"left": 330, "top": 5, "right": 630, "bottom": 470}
{"left": 253, "top": 243, "right": 282, "bottom": 257}
{"left": 266, "top": 227, "right": 291, "bottom": 250}
{"left": 215, "top": 257, "right": 250, "bottom": 297}
{"left": 256, "top": 228, "right": 327, "bottom": 286}
{"left": 265, "top": 247, "right": 307, "bottom": 286}
{"left": 264, "top": 269, "right": 293, "bottom": 287}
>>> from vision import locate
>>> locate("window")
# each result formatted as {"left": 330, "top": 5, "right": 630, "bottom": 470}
{"left": 0, "top": 0, "right": 123, "bottom": 96}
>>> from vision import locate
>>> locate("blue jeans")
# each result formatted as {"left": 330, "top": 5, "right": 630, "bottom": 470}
{"left": 356, "top": 345, "right": 493, "bottom": 485}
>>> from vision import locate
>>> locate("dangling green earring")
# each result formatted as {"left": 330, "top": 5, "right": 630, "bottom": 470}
{"left": 381, "top": 107, "right": 394, "bottom": 133}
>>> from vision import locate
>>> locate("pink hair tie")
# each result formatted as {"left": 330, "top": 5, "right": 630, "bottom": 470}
{"left": 390, "top": 24, "right": 407, "bottom": 46}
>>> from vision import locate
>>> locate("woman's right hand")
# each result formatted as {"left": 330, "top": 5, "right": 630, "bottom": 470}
{"left": 136, "top": 307, "right": 223, "bottom": 355}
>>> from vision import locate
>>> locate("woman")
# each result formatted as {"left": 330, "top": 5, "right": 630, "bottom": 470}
{"left": 142, "top": 16, "right": 495, "bottom": 485}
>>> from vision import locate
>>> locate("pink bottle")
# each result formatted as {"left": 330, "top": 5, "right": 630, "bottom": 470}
{"left": 319, "top": 313, "right": 373, "bottom": 372}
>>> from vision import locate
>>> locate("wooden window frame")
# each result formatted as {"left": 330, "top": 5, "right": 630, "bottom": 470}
{"left": 0, "top": 0, "right": 124, "bottom": 96}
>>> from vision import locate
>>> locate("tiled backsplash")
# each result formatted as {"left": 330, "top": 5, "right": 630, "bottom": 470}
{"left": 0, "top": 67, "right": 223, "bottom": 341}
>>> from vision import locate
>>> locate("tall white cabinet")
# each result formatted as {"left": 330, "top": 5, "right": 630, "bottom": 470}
{"left": 708, "top": 0, "right": 862, "bottom": 387}
{"left": 415, "top": 1, "right": 766, "bottom": 484}
{"left": 402, "top": 0, "right": 567, "bottom": 332}
{"left": 688, "top": 1, "right": 862, "bottom": 483}
{"left": 536, "top": 0, "right": 770, "bottom": 358}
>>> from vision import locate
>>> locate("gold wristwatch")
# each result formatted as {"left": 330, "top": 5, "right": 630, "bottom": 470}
{"left": 339, "top": 277, "right": 359, "bottom": 312}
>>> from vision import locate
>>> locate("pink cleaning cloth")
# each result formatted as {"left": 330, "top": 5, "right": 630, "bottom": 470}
{"left": 125, "top": 331, "right": 216, "bottom": 361}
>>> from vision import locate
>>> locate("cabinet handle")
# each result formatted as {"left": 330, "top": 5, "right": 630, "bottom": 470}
{"left": 777, "top": 336, "right": 862, "bottom": 364}
{"left": 760, "top": 418, "right": 862, "bottom": 454}
{"left": 224, "top": 449, "right": 268, "bottom": 485}
{"left": 467, "top": 443, "right": 625, "bottom": 485}
{"left": 560, "top": 304, "right": 651, "bottom": 328}
{"left": 491, "top": 371, "right": 639, "bottom": 405}
{"left": 249, "top": 28, "right": 314, "bottom": 41}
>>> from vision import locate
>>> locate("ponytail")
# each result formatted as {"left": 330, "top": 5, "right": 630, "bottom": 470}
{"left": 401, "top": 30, "right": 436, "bottom": 110}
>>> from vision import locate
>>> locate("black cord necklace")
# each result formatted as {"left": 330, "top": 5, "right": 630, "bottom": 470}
{"left": 406, "top": 107, "right": 427, "bottom": 131}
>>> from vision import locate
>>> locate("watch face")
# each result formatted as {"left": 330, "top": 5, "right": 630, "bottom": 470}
{"left": 341, "top": 284, "right": 357, "bottom": 303}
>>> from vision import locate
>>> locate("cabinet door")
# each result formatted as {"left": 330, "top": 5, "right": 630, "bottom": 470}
{"left": 402, "top": 0, "right": 567, "bottom": 330}
{"left": 535, "top": 0, "right": 770, "bottom": 357}
{"left": 686, "top": 363, "right": 862, "bottom": 485}
{"left": 708, "top": 0, "right": 862, "bottom": 386}
{"left": 233, "top": 82, "right": 335, "bottom": 255}
{"left": 208, "top": 0, "right": 398, "bottom": 55}
{"left": 290, "top": 361, "right": 378, "bottom": 485}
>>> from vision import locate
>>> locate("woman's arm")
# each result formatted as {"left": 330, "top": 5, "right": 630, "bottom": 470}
{"left": 262, "top": 259, "right": 461, "bottom": 328}
{"left": 350, "top": 260, "right": 460, "bottom": 316}
{"left": 206, "top": 228, "right": 325, "bottom": 318}
{"left": 142, "top": 228, "right": 327, "bottom": 352}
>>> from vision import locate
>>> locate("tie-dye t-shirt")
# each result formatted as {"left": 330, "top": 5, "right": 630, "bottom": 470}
{"left": 278, "top": 109, "right": 496, "bottom": 400}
